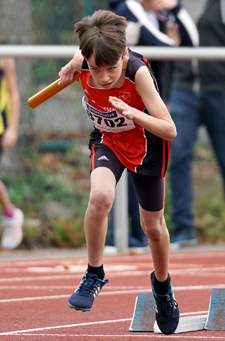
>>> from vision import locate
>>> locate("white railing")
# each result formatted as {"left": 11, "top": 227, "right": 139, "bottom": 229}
{"left": 1, "top": 45, "right": 225, "bottom": 253}
{"left": 1, "top": 45, "right": 225, "bottom": 60}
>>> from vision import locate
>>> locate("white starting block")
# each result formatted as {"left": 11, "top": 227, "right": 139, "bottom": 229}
{"left": 129, "top": 289, "right": 225, "bottom": 334}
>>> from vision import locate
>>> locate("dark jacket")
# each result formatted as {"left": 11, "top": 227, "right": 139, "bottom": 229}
{"left": 172, "top": 0, "right": 225, "bottom": 93}
{"left": 108, "top": 0, "right": 198, "bottom": 98}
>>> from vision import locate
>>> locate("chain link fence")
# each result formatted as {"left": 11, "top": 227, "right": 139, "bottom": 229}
{"left": 0, "top": 0, "right": 224, "bottom": 248}
{"left": 0, "top": 0, "right": 109, "bottom": 248}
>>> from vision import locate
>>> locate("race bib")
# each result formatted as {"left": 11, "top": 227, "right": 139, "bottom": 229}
{"left": 82, "top": 96, "right": 136, "bottom": 133}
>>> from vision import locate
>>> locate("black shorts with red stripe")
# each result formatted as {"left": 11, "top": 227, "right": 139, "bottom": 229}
{"left": 89, "top": 142, "right": 165, "bottom": 212}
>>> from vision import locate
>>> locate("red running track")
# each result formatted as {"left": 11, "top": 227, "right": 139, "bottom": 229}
{"left": 0, "top": 246, "right": 225, "bottom": 340}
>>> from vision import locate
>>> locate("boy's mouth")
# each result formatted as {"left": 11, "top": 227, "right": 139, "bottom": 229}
{"left": 101, "top": 82, "right": 113, "bottom": 88}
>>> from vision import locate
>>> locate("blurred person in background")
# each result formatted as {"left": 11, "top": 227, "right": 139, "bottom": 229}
{"left": 0, "top": 40, "right": 24, "bottom": 249}
{"left": 109, "top": 0, "right": 199, "bottom": 98}
{"left": 108, "top": 0, "right": 198, "bottom": 248}
{"left": 169, "top": 0, "right": 225, "bottom": 246}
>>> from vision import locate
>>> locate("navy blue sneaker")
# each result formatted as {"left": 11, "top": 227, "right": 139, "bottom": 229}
{"left": 68, "top": 273, "right": 108, "bottom": 311}
{"left": 151, "top": 271, "right": 179, "bottom": 335}
{"left": 170, "top": 228, "right": 197, "bottom": 246}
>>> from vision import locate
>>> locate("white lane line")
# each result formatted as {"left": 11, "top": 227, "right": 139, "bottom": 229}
{"left": 0, "top": 285, "right": 147, "bottom": 290}
{"left": 0, "top": 274, "right": 82, "bottom": 282}
{"left": 0, "top": 265, "right": 138, "bottom": 273}
{"left": 0, "top": 318, "right": 131, "bottom": 335}
{"left": 0, "top": 286, "right": 75, "bottom": 289}
{"left": 2, "top": 267, "right": 225, "bottom": 275}
{"left": 0, "top": 315, "right": 223, "bottom": 338}
{"left": 0, "top": 294, "right": 69, "bottom": 302}
{"left": 4, "top": 334, "right": 225, "bottom": 339}
{"left": 0, "top": 258, "right": 86, "bottom": 267}
{"left": 1, "top": 268, "right": 225, "bottom": 283}
{"left": 0, "top": 283, "right": 224, "bottom": 303}
{"left": 171, "top": 267, "right": 225, "bottom": 273}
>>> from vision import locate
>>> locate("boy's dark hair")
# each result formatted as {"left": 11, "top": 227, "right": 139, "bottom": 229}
{"left": 75, "top": 10, "right": 127, "bottom": 67}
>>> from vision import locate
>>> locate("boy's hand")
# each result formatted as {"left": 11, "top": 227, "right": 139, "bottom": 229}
{"left": 58, "top": 60, "right": 78, "bottom": 86}
{"left": 58, "top": 50, "right": 83, "bottom": 86}
{"left": 109, "top": 96, "right": 135, "bottom": 120}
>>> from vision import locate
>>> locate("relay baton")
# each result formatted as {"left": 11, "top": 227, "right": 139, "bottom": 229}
{"left": 28, "top": 72, "right": 81, "bottom": 108}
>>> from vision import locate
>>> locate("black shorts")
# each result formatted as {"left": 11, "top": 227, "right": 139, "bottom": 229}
{"left": 89, "top": 143, "right": 165, "bottom": 211}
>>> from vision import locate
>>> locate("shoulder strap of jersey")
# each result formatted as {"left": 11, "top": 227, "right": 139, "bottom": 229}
{"left": 126, "top": 48, "right": 159, "bottom": 92}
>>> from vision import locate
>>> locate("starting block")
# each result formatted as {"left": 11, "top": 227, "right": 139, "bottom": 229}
{"left": 129, "top": 289, "right": 225, "bottom": 334}
{"left": 129, "top": 293, "right": 155, "bottom": 332}
{"left": 205, "top": 288, "right": 225, "bottom": 330}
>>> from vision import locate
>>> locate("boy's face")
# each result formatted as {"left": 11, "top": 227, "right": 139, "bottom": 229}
{"left": 86, "top": 53, "right": 124, "bottom": 89}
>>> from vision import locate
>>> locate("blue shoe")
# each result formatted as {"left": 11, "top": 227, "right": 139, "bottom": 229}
{"left": 68, "top": 273, "right": 108, "bottom": 311}
{"left": 128, "top": 235, "right": 148, "bottom": 247}
{"left": 170, "top": 230, "right": 197, "bottom": 246}
{"left": 151, "top": 271, "right": 179, "bottom": 335}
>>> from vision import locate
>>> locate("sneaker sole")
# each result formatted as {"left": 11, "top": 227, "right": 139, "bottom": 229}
{"left": 68, "top": 301, "right": 92, "bottom": 312}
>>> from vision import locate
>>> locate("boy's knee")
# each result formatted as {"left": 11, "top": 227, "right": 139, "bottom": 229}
{"left": 145, "top": 226, "right": 162, "bottom": 241}
{"left": 141, "top": 213, "right": 167, "bottom": 241}
{"left": 90, "top": 188, "right": 113, "bottom": 212}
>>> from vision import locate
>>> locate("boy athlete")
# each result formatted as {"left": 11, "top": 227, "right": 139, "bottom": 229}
{"left": 59, "top": 10, "right": 179, "bottom": 335}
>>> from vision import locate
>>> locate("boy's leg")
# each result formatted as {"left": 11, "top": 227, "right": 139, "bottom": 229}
{"left": 68, "top": 167, "right": 115, "bottom": 311}
{"left": 140, "top": 207, "right": 179, "bottom": 335}
{"left": 140, "top": 208, "right": 169, "bottom": 281}
{"left": 130, "top": 173, "right": 179, "bottom": 334}
{"left": 84, "top": 167, "right": 116, "bottom": 266}
{"left": 68, "top": 143, "right": 124, "bottom": 312}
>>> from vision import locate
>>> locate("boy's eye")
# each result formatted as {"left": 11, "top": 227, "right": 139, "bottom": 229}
{"left": 109, "top": 67, "right": 116, "bottom": 71}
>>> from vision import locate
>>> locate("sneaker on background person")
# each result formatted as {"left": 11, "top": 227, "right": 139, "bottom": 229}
{"left": 170, "top": 226, "right": 197, "bottom": 247}
{"left": 151, "top": 270, "right": 179, "bottom": 335}
{"left": 1, "top": 207, "right": 24, "bottom": 249}
{"left": 68, "top": 272, "right": 109, "bottom": 311}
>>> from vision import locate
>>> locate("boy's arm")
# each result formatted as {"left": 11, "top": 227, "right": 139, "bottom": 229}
{"left": 58, "top": 49, "right": 84, "bottom": 86}
{"left": 109, "top": 65, "right": 177, "bottom": 141}
{"left": 2, "top": 57, "right": 20, "bottom": 149}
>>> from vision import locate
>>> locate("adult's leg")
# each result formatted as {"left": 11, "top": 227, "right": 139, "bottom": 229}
{"left": 0, "top": 180, "right": 11, "bottom": 212}
{"left": 0, "top": 180, "right": 24, "bottom": 249}
{"left": 128, "top": 173, "right": 146, "bottom": 244}
{"left": 201, "top": 92, "right": 225, "bottom": 197}
{"left": 169, "top": 88, "right": 199, "bottom": 238}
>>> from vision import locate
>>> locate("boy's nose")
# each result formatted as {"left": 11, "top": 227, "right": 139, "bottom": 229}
{"left": 100, "top": 72, "right": 110, "bottom": 82}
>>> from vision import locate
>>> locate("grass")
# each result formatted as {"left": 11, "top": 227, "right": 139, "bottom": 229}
{"left": 193, "top": 145, "right": 225, "bottom": 243}
{"left": 1, "top": 140, "right": 224, "bottom": 249}
{"left": 1, "top": 140, "right": 90, "bottom": 249}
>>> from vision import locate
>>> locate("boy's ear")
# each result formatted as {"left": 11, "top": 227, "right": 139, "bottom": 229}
{"left": 123, "top": 47, "right": 128, "bottom": 59}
